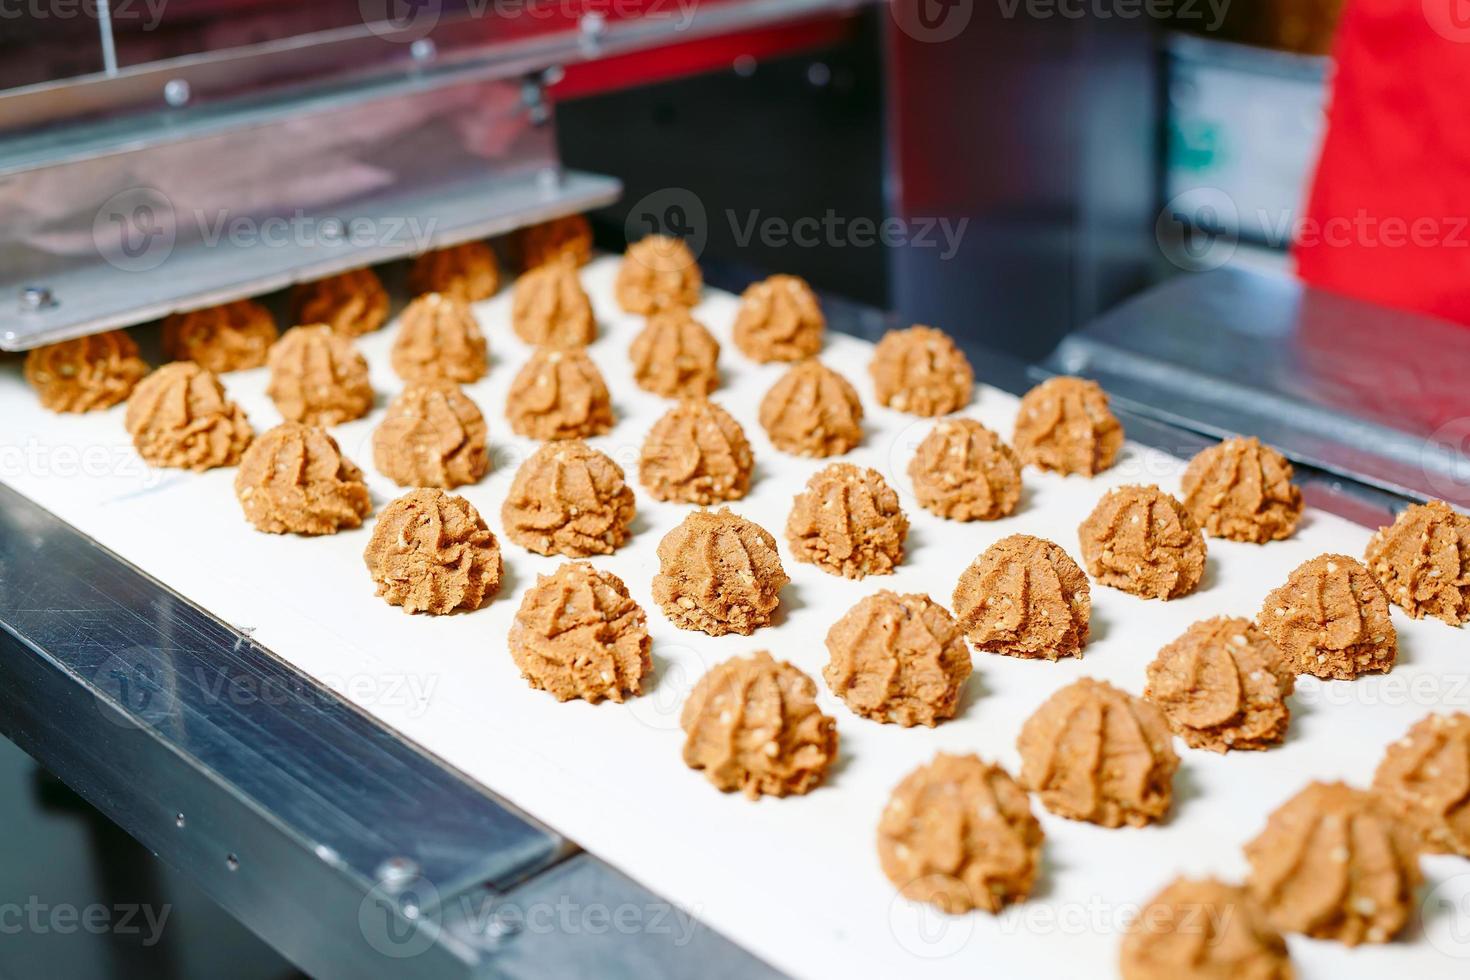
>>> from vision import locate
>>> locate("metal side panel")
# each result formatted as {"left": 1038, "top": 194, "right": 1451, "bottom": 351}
{"left": 1046, "top": 267, "right": 1470, "bottom": 510}
{"left": 0, "top": 72, "right": 620, "bottom": 351}
{"left": 0, "top": 482, "right": 783, "bottom": 978}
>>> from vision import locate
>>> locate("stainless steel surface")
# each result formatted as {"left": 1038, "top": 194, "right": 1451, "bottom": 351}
{"left": 1047, "top": 267, "right": 1470, "bottom": 510}
{"left": 0, "top": 482, "right": 564, "bottom": 969}
{"left": 1, "top": 0, "right": 867, "bottom": 139}
{"left": 0, "top": 480, "right": 784, "bottom": 977}
{"left": 0, "top": 73, "right": 618, "bottom": 351}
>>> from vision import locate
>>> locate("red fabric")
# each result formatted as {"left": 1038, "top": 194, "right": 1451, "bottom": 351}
{"left": 1294, "top": 0, "right": 1470, "bottom": 327}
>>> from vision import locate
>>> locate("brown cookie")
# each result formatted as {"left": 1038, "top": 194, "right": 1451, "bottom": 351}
{"left": 501, "top": 440, "right": 635, "bottom": 557}
{"left": 1144, "top": 616, "right": 1294, "bottom": 752}
{"left": 1078, "top": 485, "right": 1207, "bottom": 600}
{"left": 824, "top": 591, "right": 971, "bottom": 727}
{"left": 653, "top": 508, "right": 787, "bottom": 636}
{"left": 407, "top": 241, "right": 499, "bottom": 303}
{"left": 1257, "top": 554, "right": 1396, "bottom": 679}
{"left": 373, "top": 381, "right": 489, "bottom": 489}
{"left": 878, "top": 754, "right": 1042, "bottom": 914}
{"left": 508, "top": 562, "right": 651, "bottom": 703}
{"left": 162, "top": 299, "right": 278, "bottom": 374}
{"left": 125, "top": 362, "right": 252, "bottom": 471}
{"left": 758, "top": 359, "right": 863, "bottom": 457}
{"left": 235, "top": 422, "right": 371, "bottom": 534}
{"left": 786, "top": 463, "right": 908, "bottom": 578}
{"left": 869, "top": 325, "right": 974, "bottom": 416}
{"left": 1244, "top": 781, "right": 1421, "bottom": 945}
{"left": 732, "top": 274, "right": 824, "bottom": 363}
{"left": 1372, "top": 712, "right": 1470, "bottom": 856}
{"left": 266, "top": 325, "right": 373, "bottom": 426}
{"left": 1017, "top": 677, "right": 1178, "bottom": 827}
{"left": 1181, "top": 436, "right": 1303, "bottom": 543}
{"left": 516, "top": 213, "right": 593, "bottom": 271}
{"left": 681, "top": 651, "right": 836, "bottom": 799}
{"left": 1120, "top": 878, "right": 1292, "bottom": 980}
{"left": 391, "top": 293, "right": 487, "bottom": 384}
{"left": 25, "top": 330, "right": 148, "bottom": 413}
{"left": 628, "top": 308, "right": 720, "bottom": 398}
{"left": 290, "top": 268, "right": 389, "bottom": 336}
{"left": 363, "top": 489, "right": 502, "bottom": 615}
{"left": 512, "top": 257, "right": 596, "bottom": 348}
{"left": 953, "top": 534, "right": 1090, "bottom": 660}
{"left": 505, "top": 348, "right": 613, "bottom": 441}
{"left": 614, "top": 235, "right": 701, "bottom": 313}
{"left": 908, "top": 418, "right": 1022, "bottom": 521}
{"left": 639, "top": 398, "right": 753, "bottom": 504}
{"left": 1365, "top": 499, "right": 1470, "bottom": 625}
{"left": 1012, "top": 376, "right": 1123, "bottom": 476}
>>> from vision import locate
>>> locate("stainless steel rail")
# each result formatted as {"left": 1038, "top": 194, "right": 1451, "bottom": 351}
{"left": 0, "top": 481, "right": 778, "bottom": 979}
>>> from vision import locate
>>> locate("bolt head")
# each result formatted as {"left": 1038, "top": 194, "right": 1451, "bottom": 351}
{"left": 164, "top": 78, "right": 191, "bottom": 107}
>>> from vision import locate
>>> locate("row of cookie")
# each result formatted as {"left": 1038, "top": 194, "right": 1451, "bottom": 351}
{"left": 21, "top": 216, "right": 589, "bottom": 415}
{"left": 445, "top": 539, "right": 1459, "bottom": 957}
{"left": 886, "top": 708, "right": 1463, "bottom": 972}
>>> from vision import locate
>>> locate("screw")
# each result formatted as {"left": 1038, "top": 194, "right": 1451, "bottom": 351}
{"left": 20, "top": 285, "right": 55, "bottom": 311}
{"left": 163, "top": 78, "right": 191, "bottom": 107}
{"left": 579, "top": 12, "right": 607, "bottom": 54}
{"left": 410, "top": 38, "right": 436, "bottom": 63}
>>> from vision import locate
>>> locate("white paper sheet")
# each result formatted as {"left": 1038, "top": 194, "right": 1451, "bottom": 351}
{"left": 2, "top": 257, "right": 1466, "bottom": 979}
